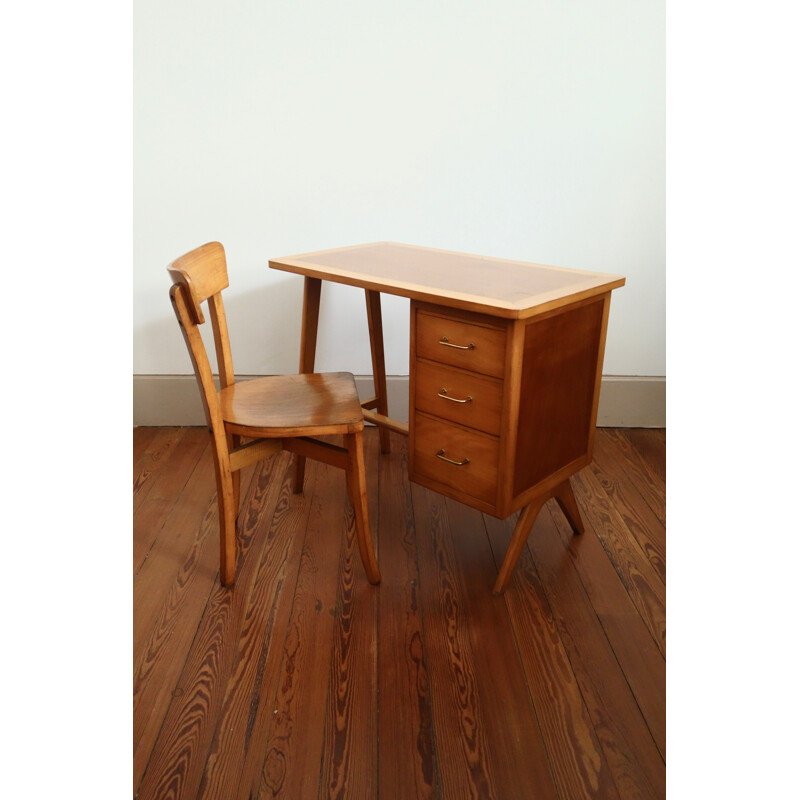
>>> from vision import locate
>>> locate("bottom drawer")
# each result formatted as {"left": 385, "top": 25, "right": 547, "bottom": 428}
{"left": 412, "top": 413, "right": 499, "bottom": 506}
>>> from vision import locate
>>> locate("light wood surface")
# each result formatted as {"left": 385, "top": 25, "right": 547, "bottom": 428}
{"left": 168, "top": 242, "right": 380, "bottom": 587}
{"left": 219, "top": 372, "right": 364, "bottom": 438}
{"left": 270, "top": 241, "right": 625, "bottom": 319}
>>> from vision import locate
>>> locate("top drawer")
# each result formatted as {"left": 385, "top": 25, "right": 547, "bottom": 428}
{"left": 415, "top": 310, "right": 507, "bottom": 378}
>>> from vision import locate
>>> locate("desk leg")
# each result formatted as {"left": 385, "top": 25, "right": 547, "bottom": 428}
{"left": 493, "top": 479, "right": 584, "bottom": 593}
{"left": 365, "top": 289, "right": 391, "bottom": 453}
{"left": 293, "top": 276, "right": 321, "bottom": 493}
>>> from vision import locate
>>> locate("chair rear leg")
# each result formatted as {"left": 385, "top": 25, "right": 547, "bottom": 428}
{"left": 229, "top": 434, "right": 241, "bottom": 512}
{"left": 345, "top": 431, "right": 381, "bottom": 584}
{"left": 212, "top": 451, "right": 238, "bottom": 587}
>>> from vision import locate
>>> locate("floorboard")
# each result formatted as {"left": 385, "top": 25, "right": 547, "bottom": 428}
{"left": 134, "top": 426, "right": 667, "bottom": 799}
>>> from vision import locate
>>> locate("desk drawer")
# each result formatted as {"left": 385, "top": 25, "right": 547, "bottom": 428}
{"left": 416, "top": 311, "right": 506, "bottom": 378}
{"left": 412, "top": 413, "right": 499, "bottom": 506}
{"left": 414, "top": 359, "right": 503, "bottom": 436}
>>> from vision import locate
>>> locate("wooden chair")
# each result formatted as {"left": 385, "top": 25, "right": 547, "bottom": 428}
{"left": 167, "top": 241, "right": 381, "bottom": 588}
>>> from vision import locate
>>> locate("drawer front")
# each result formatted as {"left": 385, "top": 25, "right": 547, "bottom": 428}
{"left": 416, "top": 311, "right": 506, "bottom": 378}
{"left": 415, "top": 359, "right": 503, "bottom": 436}
{"left": 412, "top": 413, "right": 499, "bottom": 506}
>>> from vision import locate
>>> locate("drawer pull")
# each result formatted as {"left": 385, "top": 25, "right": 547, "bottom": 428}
{"left": 436, "top": 449, "right": 470, "bottom": 466}
{"left": 439, "top": 336, "right": 475, "bottom": 351}
{"left": 438, "top": 388, "right": 473, "bottom": 404}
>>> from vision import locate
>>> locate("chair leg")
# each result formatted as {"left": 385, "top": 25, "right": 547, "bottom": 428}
{"left": 345, "top": 431, "right": 381, "bottom": 584}
{"left": 292, "top": 457, "right": 306, "bottom": 494}
{"left": 212, "top": 451, "right": 238, "bottom": 587}
{"left": 229, "top": 433, "right": 241, "bottom": 512}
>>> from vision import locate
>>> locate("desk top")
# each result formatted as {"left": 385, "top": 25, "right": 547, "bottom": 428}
{"left": 269, "top": 242, "right": 625, "bottom": 319}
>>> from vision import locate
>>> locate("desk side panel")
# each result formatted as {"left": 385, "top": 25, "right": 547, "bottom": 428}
{"left": 511, "top": 296, "right": 607, "bottom": 499}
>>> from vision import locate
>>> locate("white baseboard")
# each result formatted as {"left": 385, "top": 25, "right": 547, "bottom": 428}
{"left": 133, "top": 374, "right": 665, "bottom": 428}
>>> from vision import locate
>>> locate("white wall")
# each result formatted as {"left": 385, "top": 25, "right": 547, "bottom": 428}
{"left": 134, "top": 0, "right": 664, "bottom": 379}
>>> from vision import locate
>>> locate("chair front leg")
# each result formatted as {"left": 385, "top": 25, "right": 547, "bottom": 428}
{"left": 211, "top": 442, "right": 238, "bottom": 587}
{"left": 345, "top": 431, "right": 381, "bottom": 585}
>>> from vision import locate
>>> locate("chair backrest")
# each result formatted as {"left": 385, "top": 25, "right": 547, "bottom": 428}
{"left": 167, "top": 242, "right": 235, "bottom": 430}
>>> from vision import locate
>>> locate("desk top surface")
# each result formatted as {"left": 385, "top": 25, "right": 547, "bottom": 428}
{"left": 269, "top": 242, "right": 625, "bottom": 318}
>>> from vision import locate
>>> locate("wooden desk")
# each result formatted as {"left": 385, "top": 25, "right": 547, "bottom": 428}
{"left": 269, "top": 242, "right": 625, "bottom": 592}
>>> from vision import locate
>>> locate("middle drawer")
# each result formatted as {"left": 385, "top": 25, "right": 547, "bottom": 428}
{"left": 414, "top": 359, "right": 503, "bottom": 436}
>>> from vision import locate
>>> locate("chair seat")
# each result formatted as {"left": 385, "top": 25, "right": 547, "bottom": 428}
{"left": 219, "top": 371, "right": 365, "bottom": 437}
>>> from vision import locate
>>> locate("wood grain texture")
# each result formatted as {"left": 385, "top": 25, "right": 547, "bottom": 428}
{"left": 512, "top": 298, "right": 604, "bottom": 494}
{"left": 319, "top": 433, "right": 380, "bottom": 800}
{"left": 133, "top": 427, "right": 187, "bottom": 514}
{"left": 134, "top": 426, "right": 160, "bottom": 466}
{"left": 440, "top": 496, "right": 560, "bottom": 800}
{"left": 625, "top": 429, "right": 665, "bottom": 484}
{"left": 133, "top": 429, "right": 210, "bottom": 575}
{"left": 588, "top": 442, "right": 666, "bottom": 584}
{"left": 483, "top": 511, "right": 621, "bottom": 800}
{"left": 133, "top": 449, "right": 222, "bottom": 790}
{"left": 136, "top": 453, "right": 293, "bottom": 799}
{"left": 252, "top": 461, "right": 351, "bottom": 800}
{"left": 270, "top": 241, "right": 625, "bottom": 319}
{"left": 571, "top": 468, "right": 666, "bottom": 657}
{"left": 376, "top": 433, "right": 438, "bottom": 800}
{"left": 197, "top": 455, "right": 320, "bottom": 799}
{"left": 546, "top": 494, "right": 666, "bottom": 760}
{"left": 134, "top": 426, "right": 666, "bottom": 800}
{"left": 600, "top": 429, "right": 666, "bottom": 526}
{"left": 219, "top": 372, "right": 365, "bottom": 438}
{"left": 410, "top": 482, "right": 499, "bottom": 800}
{"left": 517, "top": 505, "right": 666, "bottom": 798}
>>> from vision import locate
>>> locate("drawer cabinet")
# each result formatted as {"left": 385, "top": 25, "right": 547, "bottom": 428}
{"left": 410, "top": 303, "right": 507, "bottom": 513}
{"left": 409, "top": 296, "right": 610, "bottom": 518}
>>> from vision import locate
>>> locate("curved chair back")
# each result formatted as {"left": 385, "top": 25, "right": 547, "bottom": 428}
{"left": 167, "top": 241, "right": 235, "bottom": 432}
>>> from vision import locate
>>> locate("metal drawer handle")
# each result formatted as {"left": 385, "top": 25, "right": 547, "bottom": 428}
{"left": 438, "top": 388, "right": 473, "bottom": 404}
{"left": 436, "top": 449, "right": 470, "bottom": 466}
{"left": 439, "top": 336, "right": 475, "bottom": 350}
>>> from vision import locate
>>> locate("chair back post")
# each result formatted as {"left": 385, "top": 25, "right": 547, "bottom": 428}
{"left": 167, "top": 241, "right": 237, "bottom": 432}
{"left": 168, "top": 282, "right": 224, "bottom": 433}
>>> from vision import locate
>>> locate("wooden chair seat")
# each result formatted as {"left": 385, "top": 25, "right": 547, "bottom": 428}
{"left": 220, "top": 372, "right": 364, "bottom": 438}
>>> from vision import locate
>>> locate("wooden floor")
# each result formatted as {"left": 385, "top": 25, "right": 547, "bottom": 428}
{"left": 134, "top": 426, "right": 665, "bottom": 800}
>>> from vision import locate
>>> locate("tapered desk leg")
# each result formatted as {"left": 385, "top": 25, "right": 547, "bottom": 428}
{"left": 293, "top": 276, "right": 321, "bottom": 493}
{"left": 365, "top": 289, "right": 391, "bottom": 453}
{"left": 552, "top": 479, "right": 585, "bottom": 535}
{"left": 493, "top": 479, "right": 584, "bottom": 594}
